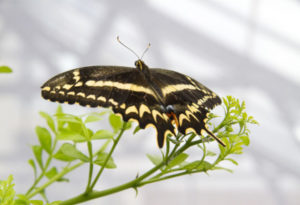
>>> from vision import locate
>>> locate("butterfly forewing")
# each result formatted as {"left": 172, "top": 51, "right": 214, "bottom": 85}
{"left": 41, "top": 65, "right": 175, "bottom": 147}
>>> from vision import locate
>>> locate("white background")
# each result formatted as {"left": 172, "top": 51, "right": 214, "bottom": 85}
{"left": 0, "top": 0, "right": 300, "bottom": 204}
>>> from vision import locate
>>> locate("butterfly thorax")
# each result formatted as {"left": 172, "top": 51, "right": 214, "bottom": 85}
{"left": 135, "top": 60, "right": 167, "bottom": 105}
{"left": 135, "top": 60, "right": 150, "bottom": 76}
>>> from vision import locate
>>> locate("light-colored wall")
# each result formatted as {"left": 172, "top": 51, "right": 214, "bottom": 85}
{"left": 0, "top": 0, "right": 300, "bottom": 204}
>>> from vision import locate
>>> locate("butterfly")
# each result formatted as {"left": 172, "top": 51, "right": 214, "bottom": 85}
{"left": 41, "top": 38, "right": 224, "bottom": 148}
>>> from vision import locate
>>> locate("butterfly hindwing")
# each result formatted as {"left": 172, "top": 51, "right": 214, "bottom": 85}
{"left": 151, "top": 69, "right": 221, "bottom": 108}
{"left": 150, "top": 68, "right": 223, "bottom": 145}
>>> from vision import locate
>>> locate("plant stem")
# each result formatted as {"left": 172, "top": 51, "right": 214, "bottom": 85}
{"left": 27, "top": 162, "right": 84, "bottom": 199}
{"left": 60, "top": 159, "right": 166, "bottom": 205}
{"left": 85, "top": 141, "right": 94, "bottom": 192}
{"left": 26, "top": 139, "right": 57, "bottom": 196}
{"left": 88, "top": 123, "right": 126, "bottom": 191}
{"left": 60, "top": 133, "right": 197, "bottom": 205}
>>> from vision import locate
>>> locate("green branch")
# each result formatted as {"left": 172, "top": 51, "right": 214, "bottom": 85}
{"left": 3, "top": 96, "right": 257, "bottom": 205}
{"left": 88, "top": 122, "right": 127, "bottom": 191}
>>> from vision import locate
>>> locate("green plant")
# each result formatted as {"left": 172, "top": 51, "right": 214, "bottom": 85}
{"left": 0, "top": 175, "right": 16, "bottom": 205}
{"left": 0, "top": 66, "right": 12, "bottom": 73}
{"left": 0, "top": 96, "right": 257, "bottom": 205}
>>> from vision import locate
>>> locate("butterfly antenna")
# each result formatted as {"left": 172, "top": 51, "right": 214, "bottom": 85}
{"left": 140, "top": 43, "right": 151, "bottom": 60}
{"left": 117, "top": 36, "right": 140, "bottom": 59}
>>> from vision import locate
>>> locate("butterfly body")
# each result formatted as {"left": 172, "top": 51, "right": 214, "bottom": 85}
{"left": 41, "top": 60, "right": 224, "bottom": 148}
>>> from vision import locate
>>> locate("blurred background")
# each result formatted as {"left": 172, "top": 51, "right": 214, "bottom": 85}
{"left": 1, "top": 0, "right": 300, "bottom": 204}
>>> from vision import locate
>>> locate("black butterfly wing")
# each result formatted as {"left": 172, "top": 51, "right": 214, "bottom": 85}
{"left": 150, "top": 68, "right": 224, "bottom": 146}
{"left": 42, "top": 66, "right": 132, "bottom": 107}
{"left": 41, "top": 66, "right": 175, "bottom": 147}
{"left": 150, "top": 68, "right": 221, "bottom": 108}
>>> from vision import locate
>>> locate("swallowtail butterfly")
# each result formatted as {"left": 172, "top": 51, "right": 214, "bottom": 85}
{"left": 41, "top": 40, "right": 225, "bottom": 148}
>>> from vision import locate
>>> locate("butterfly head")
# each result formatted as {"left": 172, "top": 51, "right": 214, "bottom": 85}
{"left": 135, "top": 59, "right": 149, "bottom": 72}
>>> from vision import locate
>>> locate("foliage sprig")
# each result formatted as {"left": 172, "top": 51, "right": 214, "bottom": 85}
{"left": 1, "top": 96, "right": 258, "bottom": 205}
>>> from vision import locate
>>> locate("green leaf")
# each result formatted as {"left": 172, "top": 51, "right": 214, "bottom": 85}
{"left": 32, "top": 145, "right": 43, "bottom": 169}
{"left": 0, "top": 66, "right": 12, "bottom": 73}
{"left": 240, "top": 136, "right": 250, "bottom": 146}
{"left": 212, "top": 166, "right": 233, "bottom": 173}
{"left": 15, "top": 194, "right": 30, "bottom": 205}
{"left": 39, "top": 111, "right": 55, "bottom": 133}
{"left": 54, "top": 143, "right": 89, "bottom": 162}
{"left": 55, "top": 113, "right": 82, "bottom": 124}
{"left": 206, "top": 150, "right": 217, "bottom": 157}
{"left": 55, "top": 105, "right": 64, "bottom": 129}
{"left": 0, "top": 175, "right": 16, "bottom": 204}
{"left": 92, "top": 130, "right": 114, "bottom": 140}
{"left": 28, "top": 159, "right": 37, "bottom": 179}
{"left": 226, "top": 158, "right": 238, "bottom": 166}
{"left": 56, "top": 177, "right": 69, "bottom": 182}
{"left": 30, "top": 200, "right": 44, "bottom": 205}
{"left": 146, "top": 154, "right": 162, "bottom": 166}
{"left": 94, "top": 152, "right": 117, "bottom": 169}
{"left": 55, "top": 105, "right": 63, "bottom": 115}
{"left": 133, "top": 126, "right": 141, "bottom": 134}
{"left": 183, "top": 160, "right": 212, "bottom": 171}
{"left": 35, "top": 126, "right": 52, "bottom": 154}
{"left": 167, "top": 153, "right": 189, "bottom": 169}
{"left": 45, "top": 167, "right": 58, "bottom": 179}
{"left": 53, "top": 148, "right": 74, "bottom": 162}
{"left": 67, "top": 120, "right": 82, "bottom": 131}
{"left": 57, "top": 128, "right": 86, "bottom": 142}
{"left": 109, "top": 113, "right": 123, "bottom": 132}
{"left": 231, "top": 146, "right": 243, "bottom": 155}
{"left": 47, "top": 201, "right": 61, "bottom": 205}
{"left": 84, "top": 114, "right": 103, "bottom": 123}
{"left": 124, "top": 121, "right": 132, "bottom": 130}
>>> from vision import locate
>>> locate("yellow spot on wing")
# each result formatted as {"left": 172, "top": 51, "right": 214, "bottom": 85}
{"left": 73, "top": 70, "right": 80, "bottom": 82}
{"left": 139, "top": 104, "right": 151, "bottom": 118}
{"left": 77, "top": 92, "right": 85, "bottom": 97}
{"left": 125, "top": 105, "right": 138, "bottom": 115}
{"left": 59, "top": 91, "right": 65, "bottom": 95}
{"left": 87, "top": 95, "right": 96, "bottom": 100}
{"left": 109, "top": 98, "right": 118, "bottom": 106}
{"left": 192, "top": 103, "right": 199, "bottom": 108}
{"left": 145, "top": 123, "right": 156, "bottom": 130}
{"left": 128, "top": 118, "right": 139, "bottom": 123}
{"left": 67, "top": 91, "right": 75, "bottom": 96}
{"left": 152, "top": 110, "right": 163, "bottom": 122}
{"left": 162, "top": 113, "right": 169, "bottom": 121}
{"left": 197, "top": 96, "right": 211, "bottom": 106}
{"left": 187, "top": 104, "right": 199, "bottom": 113}
{"left": 179, "top": 113, "right": 190, "bottom": 126}
{"left": 161, "top": 84, "right": 198, "bottom": 96}
{"left": 75, "top": 82, "right": 83, "bottom": 87}
{"left": 85, "top": 80, "right": 156, "bottom": 97}
{"left": 164, "top": 130, "right": 173, "bottom": 139}
{"left": 120, "top": 103, "right": 126, "bottom": 109}
{"left": 85, "top": 80, "right": 96, "bottom": 86}
{"left": 185, "top": 110, "right": 198, "bottom": 121}
{"left": 97, "top": 96, "right": 106, "bottom": 102}
{"left": 185, "top": 127, "right": 196, "bottom": 135}
{"left": 63, "top": 84, "right": 73, "bottom": 90}
{"left": 42, "top": 86, "right": 51, "bottom": 91}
